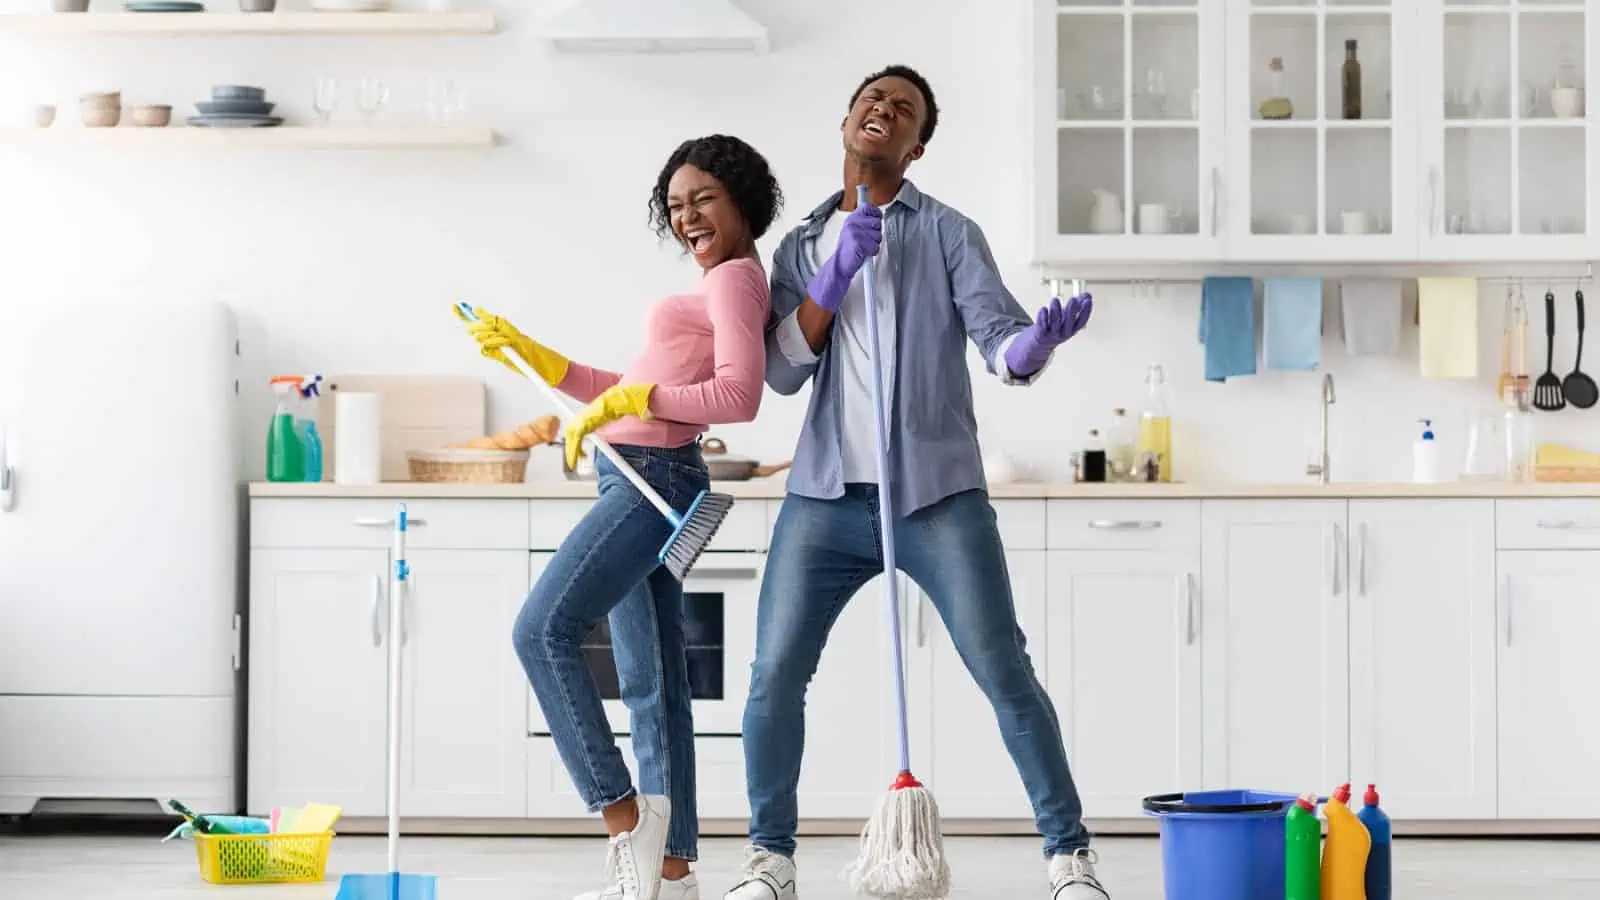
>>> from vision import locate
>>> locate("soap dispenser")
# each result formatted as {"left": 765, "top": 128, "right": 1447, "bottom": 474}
{"left": 1413, "top": 418, "right": 1442, "bottom": 483}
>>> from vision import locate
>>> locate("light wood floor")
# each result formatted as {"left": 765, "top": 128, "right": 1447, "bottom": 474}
{"left": 4, "top": 833, "right": 1600, "bottom": 898}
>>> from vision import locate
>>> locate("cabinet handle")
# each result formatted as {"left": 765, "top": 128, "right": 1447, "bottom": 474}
{"left": 1210, "top": 167, "right": 1221, "bottom": 236}
{"left": 370, "top": 574, "right": 385, "bottom": 647}
{"left": 1536, "top": 519, "right": 1600, "bottom": 530}
{"left": 1503, "top": 577, "right": 1513, "bottom": 647}
{"left": 685, "top": 567, "right": 761, "bottom": 580}
{"left": 1328, "top": 524, "right": 1344, "bottom": 596}
{"left": 354, "top": 516, "right": 427, "bottom": 528}
{"left": 1088, "top": 520, "right": 1163, "bottom": 531}
{"left": 1357, "top": 523, "right": 1368, "bottom": 596}
{"left": 1182, "top": 572, "right": 1197, "bottom": 645}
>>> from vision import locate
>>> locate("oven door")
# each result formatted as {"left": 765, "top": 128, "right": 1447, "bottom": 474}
{"left": 526, "top": 551, "right": 761, "bottom": 738}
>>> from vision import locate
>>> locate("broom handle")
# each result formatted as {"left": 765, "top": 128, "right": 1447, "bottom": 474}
{"left": 857, "top": 185, "right": 912, "bottom": 775}
{"left": 455, "top": 303, "right": 678, "bottom": 523}
{"left": 387, "top": 505, "right": 406, "bottom": 875}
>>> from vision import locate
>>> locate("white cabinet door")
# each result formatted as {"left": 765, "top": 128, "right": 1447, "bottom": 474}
{"left": 908, "top": 552, "right": 1048, "bottom": 820}
{"left": 400, "top": 550, "right": 528, "bottom": 818}
{"left": 1047, "top": 550, "right": 1202, "bottom": 819}
{"left": 1497, "top": 551, "right": 1600, "bottom": 818}
{"left": 248, "top": 549, "right": 389, "bottom": 817}
{"left": 1201, "top": 501, "right": 1349, "bottom": 792}
{"left": 1348, "top": 500, "right": 1496, "bottom": 819}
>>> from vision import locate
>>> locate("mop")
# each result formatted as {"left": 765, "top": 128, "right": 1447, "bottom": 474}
{"left": 843, "top": 184, "right": 951, "bottom": 900}
{"left": 335, "top": 504, "right": 436, "bottom": 900}
{"left": 454, "top": 301, "right": 732, "bottom": 580}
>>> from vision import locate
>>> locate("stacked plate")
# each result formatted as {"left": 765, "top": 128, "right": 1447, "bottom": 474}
{"left": 188, "top": 85, "right": 283, "bottom": 128}
{"left": 125, "top": 1, "right": 206, "bottom": 11}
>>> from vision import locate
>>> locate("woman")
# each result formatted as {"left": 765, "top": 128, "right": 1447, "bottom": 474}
{"left": 462, "top": 135, "right": 782, "bottom": 900}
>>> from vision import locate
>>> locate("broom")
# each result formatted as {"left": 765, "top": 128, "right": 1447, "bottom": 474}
{"left": 842, "top": 185, "right": 951, "bottom": 899}
{"left": 453, "top": 301, "right": 731, "bottom": 580}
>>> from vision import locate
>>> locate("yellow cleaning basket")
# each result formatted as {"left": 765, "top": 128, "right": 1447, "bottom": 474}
{"left": 194, "top": 830, "right": 334, "bottom": 884}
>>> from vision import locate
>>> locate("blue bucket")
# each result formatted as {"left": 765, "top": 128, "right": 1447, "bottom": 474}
{"left": 1142, "top": 790, "right": 1299, "bottom": 900}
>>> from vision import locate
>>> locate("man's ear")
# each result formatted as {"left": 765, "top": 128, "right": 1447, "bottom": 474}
{"left": 840, "top": 116, "right": 847, "bottom": 132}
{"left": 907, "top": 143, "right": 926, "bottom": 163}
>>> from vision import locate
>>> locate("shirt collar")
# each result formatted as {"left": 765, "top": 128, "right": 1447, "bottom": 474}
{"left": 799, "top": 179, "right": 923, "bottom": 239}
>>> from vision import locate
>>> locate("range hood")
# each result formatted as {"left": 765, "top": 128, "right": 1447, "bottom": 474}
{"left": 537, "top": 0, "right": 769, "bottom": 53}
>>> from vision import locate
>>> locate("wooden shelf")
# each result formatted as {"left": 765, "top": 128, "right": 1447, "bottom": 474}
{"left": 0, "top": 11, "right": 496, "bottom": 36}
{"left": 0, "top": 125, "right": 499, "bottom": 149}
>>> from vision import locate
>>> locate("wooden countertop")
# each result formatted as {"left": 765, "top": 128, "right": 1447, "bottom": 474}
{"left": 248, "top": 480, "right": 1600, "bottom": 500}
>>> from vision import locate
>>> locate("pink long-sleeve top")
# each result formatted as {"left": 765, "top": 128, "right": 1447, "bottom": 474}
{"left": 557, "top": 256, "right": 770, "bottom": 449}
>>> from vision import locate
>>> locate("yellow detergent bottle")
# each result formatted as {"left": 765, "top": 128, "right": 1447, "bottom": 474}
{"left": 1321, "top": 783, "right": 1372, "bottom": 900}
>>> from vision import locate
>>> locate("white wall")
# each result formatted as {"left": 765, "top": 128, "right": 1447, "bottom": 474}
{"left": 2, "top": 0, "right": 1594, "bottom": 485}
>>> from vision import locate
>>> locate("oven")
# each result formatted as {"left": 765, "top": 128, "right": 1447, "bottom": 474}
{"left": 526, "top": 551, "right": 762, "bottom": 738}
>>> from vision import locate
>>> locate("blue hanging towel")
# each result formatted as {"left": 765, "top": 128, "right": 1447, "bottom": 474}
{"left": 1198, "top": 276, "right": 1257, "bottom": 382}
{"left": 1264, "top": 277, "right": 1325, "bottom": 371}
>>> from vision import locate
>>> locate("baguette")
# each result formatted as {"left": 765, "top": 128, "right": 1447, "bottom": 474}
{"left": 459, "top": 415, "right": 561, "bottom": 451}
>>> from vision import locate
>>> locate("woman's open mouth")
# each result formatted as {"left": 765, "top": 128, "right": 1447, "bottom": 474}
{"left": 685, "top": 228, "right": 716, "bottom": 254}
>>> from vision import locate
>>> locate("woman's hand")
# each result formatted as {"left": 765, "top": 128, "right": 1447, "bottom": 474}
{"left": 454, "top": 305, "right": 570, "bottom": 386}
{"left": 564, "top": 383, "right": 656, "bottom": 469}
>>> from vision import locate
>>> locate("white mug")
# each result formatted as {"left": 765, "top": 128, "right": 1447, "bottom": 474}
{"left": 1341, "top": 211, "right": 1371, "bottom": 235}
{"left": 1287, "top": 213, "right": 1312, "bottom": 234}
{"left": 1138, "top": 203, "right": 1170, "bottom": 235}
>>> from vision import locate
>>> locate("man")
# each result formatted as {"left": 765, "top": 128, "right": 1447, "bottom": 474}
{"left": 724, "top": 65, "right": 1106, "bottom": 900}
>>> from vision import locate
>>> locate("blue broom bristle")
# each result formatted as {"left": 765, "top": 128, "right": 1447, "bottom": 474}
{"left": 659, "top": 490, "right": 734, "bottom": 580}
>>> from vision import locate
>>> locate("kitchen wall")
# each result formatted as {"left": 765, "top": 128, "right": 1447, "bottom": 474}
{"left": 2, "top": 0, "right": 1592, "bottom": 484}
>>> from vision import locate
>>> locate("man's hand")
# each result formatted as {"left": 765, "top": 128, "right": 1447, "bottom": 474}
{"left": 1004, "top": 293, "right": 1093, "bottom": 377}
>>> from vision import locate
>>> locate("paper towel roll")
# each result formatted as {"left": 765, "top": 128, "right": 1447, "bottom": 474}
{"left": 335, "top": 392, "right": 382, "bottom": 485}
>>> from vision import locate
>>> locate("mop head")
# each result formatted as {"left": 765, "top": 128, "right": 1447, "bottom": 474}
{"left": 845, "top": 771, "right": 951, "bottom": 899}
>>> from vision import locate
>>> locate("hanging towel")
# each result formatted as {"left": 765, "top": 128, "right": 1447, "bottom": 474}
{"left": 1338, "top": 278, "right": 1404, "bottom": 356}
{"left": 1198, "top": 276, "right": 1257, "bottom": 382}
{"left": 1263, "top": 277, "right": 1324, "bottom": 371}
{"left": 1418, "top": 276, "right": 1480, "bottom": 379}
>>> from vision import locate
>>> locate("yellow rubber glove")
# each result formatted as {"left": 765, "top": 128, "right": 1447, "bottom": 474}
{"left": 564, "top": 383, "right": 656, "bottom": 469}
{"left": 453, "top": 304, "right": 570, "bottom": 386}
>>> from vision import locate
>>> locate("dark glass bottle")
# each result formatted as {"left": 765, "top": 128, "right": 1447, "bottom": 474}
{"left": 1342, "top": 39, "right": 1362, "bottom": 119}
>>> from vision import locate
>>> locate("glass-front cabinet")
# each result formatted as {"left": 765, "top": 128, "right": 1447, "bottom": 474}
{"left": 1033, "top": 0, "right": 1597, "bottom": 264}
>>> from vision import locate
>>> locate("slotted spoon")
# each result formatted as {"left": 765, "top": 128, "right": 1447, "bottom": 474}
{"left": 1534, "top": 289, "right": 1567, "bottom": 411}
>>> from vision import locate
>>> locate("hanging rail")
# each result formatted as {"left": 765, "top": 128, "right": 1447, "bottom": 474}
{"left": 1038, "top": 263, "right": 1594, "bottom": 299}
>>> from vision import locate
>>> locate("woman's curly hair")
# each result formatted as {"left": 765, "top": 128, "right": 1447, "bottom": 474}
{"left": 649, "top": 134, "right": 783, "bottom": 243}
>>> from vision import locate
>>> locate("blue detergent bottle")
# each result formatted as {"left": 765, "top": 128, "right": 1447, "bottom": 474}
{"left": 295, "top": 375, "right": 325, "bottom": 483}
{"left": 1358, "top": 783, "right": 1392, "bottom": 900}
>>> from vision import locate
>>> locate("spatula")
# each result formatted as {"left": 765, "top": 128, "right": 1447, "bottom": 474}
{"left": 1563, "top": 289, "right": 1597, "bottom": 409}
{"left": 1534, "top": 289, "right": 1567, "bottom": 411}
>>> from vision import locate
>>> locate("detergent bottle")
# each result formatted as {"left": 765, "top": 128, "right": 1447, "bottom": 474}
{"left": 1321, "top": 783, "right": 1372, "bottom": 900}
{"left": 1357, "top": 784, "right": 1392, "bottom": 900}
{"left": 295, "top": 375, "right": 325, "bottom": 483}
{"left": 1284, "top": 792, "right": 1322, "bottom": 900}
{"left": 267, "top": 376, "right": 305, "bottom": 483}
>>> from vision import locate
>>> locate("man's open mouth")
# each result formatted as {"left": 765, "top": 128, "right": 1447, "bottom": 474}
{"left": 863, "top": 118, "right": 890, "bottom": 139}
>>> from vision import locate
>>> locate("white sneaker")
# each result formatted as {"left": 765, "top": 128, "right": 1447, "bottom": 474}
{"left": 723, "top": 845, "right": 797, "bottom": 899}
{"left": 1049, "top": 848, "right": 1110, "bottom": 899}
{"left": 576, "top": 872, "right": 700, "bottom": 900}
{"left": 573, "top": 794, "right": 672, "bottom": 900}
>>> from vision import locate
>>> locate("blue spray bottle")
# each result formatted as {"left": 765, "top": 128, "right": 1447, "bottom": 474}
{"left": 1358, "top": 783, "right": 1392, "bottom": 900}
{"left": 295, "top": 375, "right": 325, "bottom": 483}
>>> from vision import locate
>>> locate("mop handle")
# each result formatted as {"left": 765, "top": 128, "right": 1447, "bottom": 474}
{"left": 387, "top": 504, "right": 407, "bottom": 874}
{"left": 857, "top": 185, "right": 912, "bottom": 775}
{"left": 454, "top": 302, "right": 679, "bottom": 523}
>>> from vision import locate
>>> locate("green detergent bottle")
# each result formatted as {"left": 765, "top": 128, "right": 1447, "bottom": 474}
{"left": 1285, "top": 792, "right": 1321, "bottom": 900}
{"left": 267, "top": 376, "right": 305, "bottom": 483}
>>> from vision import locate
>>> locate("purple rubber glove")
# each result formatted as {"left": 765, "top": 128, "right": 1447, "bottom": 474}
{"left": 1004, "top": 293, "right": 1094, "bottom": 377}
{"left": 805, "top": 202, "right": 883, "bottom": 312}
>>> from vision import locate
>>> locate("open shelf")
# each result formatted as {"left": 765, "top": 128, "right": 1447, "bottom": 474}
{"left": 0, "top": 11, "right": 496, "bottom": 37}
{"left": 0, "top": 125, "right": 498, "bottom": 149}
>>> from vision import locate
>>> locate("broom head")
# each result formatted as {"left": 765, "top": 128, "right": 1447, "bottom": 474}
{"left": 658, "top": 489, "right": 734, "bottom": 580}
{"left": 845, "top": 770, "right": 951, "bottom": 899}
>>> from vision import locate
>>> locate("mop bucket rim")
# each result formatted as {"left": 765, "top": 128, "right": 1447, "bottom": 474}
{"left": 1141, "top": 790, "right": 1304, "bottom": 816}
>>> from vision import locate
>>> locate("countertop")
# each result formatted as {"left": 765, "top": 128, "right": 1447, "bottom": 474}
{"left": 248, "top": 480, "right": 1600, "bottom": 500}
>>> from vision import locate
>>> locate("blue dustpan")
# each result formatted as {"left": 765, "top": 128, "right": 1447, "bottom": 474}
{"left": 336, "top": 506, "right": 437, "bottom": 900}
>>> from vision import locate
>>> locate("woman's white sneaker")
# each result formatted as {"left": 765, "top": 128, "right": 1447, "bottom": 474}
{"left": 1050, "top": 848, "right": 1110, "bottom": 899}
{"left": 576, "top": 872, "right": 700, "bottom": 900}
{"left": 722, "top": 845, "right": 797, "bottom": 899}
{"left": 572, "top": 794, "right": 671, "bottom": 900}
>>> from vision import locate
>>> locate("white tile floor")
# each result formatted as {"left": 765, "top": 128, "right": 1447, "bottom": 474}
{"left": 4, "top": 833, "right": 1600, "bottom": 898}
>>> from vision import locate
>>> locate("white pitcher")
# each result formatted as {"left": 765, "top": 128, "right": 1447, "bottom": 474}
{"left": 1090, "top": 189, "right": 1124, "bottom": 234}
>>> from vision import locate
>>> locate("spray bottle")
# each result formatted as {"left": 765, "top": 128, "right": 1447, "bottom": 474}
{"left": 1284, "top": 792, "right": 1322, "bottom": 900}
{"left": 1320, "top": 783, "right": 1372, "bottom": 900}
{"left": 1357, "top": 784, "right": 1392, "bottom": 900}
{"left": 296, "top": 375, "right": 325, "bottom": 483}
{"left": 1413, "top": 419, "right": 1441, "bottom": 483}
{"left": 267, "top": 376, "right": 305, "bottom": 483}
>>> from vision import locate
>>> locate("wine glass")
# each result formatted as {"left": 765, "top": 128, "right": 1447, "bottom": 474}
{"left": 358, "top": 77, "right": 388, "bottom": 122}
{"left": 312, "top": 76, "right": 338, "bottom": 126}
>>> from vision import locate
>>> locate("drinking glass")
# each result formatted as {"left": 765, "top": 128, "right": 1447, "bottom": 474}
{"left": 1462, "top": 412, "right": 1507, "bottom": 482}
{"left": 312, "top": 76, "right": 338, "bottom": 125}
{"left": 358, "top": 77, "right": 389, "bottom": 122}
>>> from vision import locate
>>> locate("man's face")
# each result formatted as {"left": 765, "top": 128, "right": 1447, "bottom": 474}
{"left": 842, "top": 75, "right": 926, "bottom": 168}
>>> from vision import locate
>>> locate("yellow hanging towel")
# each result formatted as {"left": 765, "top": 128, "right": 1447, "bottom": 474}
{"left": 1417, "top": 276, "right": 1480, "bottom": 379}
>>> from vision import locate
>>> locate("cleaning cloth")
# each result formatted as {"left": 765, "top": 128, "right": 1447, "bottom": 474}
{"left": 1418, "top": 276, "right": 1480, "bottom": 378}
{"left": 1338, "top": 278, "right": 1403, "bottom": 356}
{"left": 1198, "top": 276, "right": 1256, "bottom": 382}
{"left": 1263, "top": 277, "right": 1325, "bottom": 371}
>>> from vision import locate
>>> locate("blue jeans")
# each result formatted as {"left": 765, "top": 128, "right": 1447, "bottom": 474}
{"left": 742, "top": 485, "right": 1090, "bottom": 859}
{"left": 512, "top": 442, "right": 708, "bottom": 861}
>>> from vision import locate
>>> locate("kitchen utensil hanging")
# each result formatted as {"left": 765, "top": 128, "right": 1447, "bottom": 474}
{"left": 1534, "top": 289, "right": 1567, "bottom": 411}
{"left": 1563, "top": 289, "right": 1597, "bottom": 409}
{"left": 1498, "top": 283, "right": 1515, "bottom": 402}
{"left": 1513, "top": 283, "right": 1532, "bottom": 411}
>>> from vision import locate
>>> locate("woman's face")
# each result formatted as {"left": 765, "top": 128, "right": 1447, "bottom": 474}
{"left": 667, "top": 164, "right": 751, "bottom": 271}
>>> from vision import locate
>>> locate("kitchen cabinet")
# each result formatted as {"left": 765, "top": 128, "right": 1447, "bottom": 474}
{"left": 1496, "top": 551, "right": 1600, "bottom": 819}
{"left": 1046, "top": 549, "right": 1202, "bottom": 819}
{"left": 248, "top": 549, "right": 390, "bottom": 817}
{"left": 1201, "top": 501, "right": 1349, "bottom": 792}
{"left": 1347, "top": 501, "right": 1497, "bottom": 819}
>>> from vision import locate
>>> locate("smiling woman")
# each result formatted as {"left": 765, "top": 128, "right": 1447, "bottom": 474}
{"left": 649, "top": 134, "right": 784, "bottom": 270}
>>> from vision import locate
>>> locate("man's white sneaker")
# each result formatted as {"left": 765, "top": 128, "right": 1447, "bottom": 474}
{"left": 572, "top": 794, "right": 672, "bottom": 900}
{"left": 722, "top": 845, "right": 797, "bottom": 900}
{"left": 576, "top": 872, "right": 700, "bottom": 900}
{"left": 1050, "top": 848, "right": 1110, "bottom": 899}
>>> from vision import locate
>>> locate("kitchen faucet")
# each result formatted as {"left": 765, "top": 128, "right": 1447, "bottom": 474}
{"left": 1306, "top": 373, "right": 1335, "bottom": 484}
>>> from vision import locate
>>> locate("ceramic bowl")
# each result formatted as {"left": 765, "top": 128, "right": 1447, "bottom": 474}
{"left": 239, "top": 0, "right": 276, "bottom": 9}
{"left": 131, "top": 104, "right": 171, "bottom": 127}
{"left": 195, "top": 99, "right": 275, "bottom": 117}
{"left": 80, "top": 105, "right": 121, "bottom": 127}
{"left": 211, "top": 85, "right": 266, "bottom": 102}
{"left": 31, "top": 104, "right": 57, "bottom": 128}
{"left": 1551, "top": 87, "right": 1584, "bottom": 119}
{"left": 80, "top": 91, "right": 121, "bottom": 107}
{"left": 53, "top": 0, "right": 90, "bottom": 11}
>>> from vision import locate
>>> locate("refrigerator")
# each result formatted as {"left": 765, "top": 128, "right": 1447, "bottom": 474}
{"left": 0, "top": 298, "right": 240, "bottom": 816}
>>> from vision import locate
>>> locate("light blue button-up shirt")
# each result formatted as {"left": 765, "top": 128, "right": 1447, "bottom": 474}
{"left": 764, "top": 180, "right": 1052, "bottom": 516}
